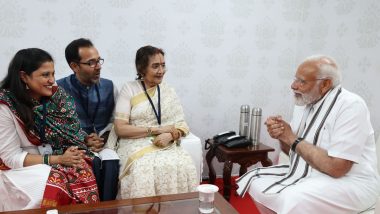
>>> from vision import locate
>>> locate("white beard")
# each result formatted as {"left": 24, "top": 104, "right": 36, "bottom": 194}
{"left": 293, "top": 85, "right": 322, "bottom": 106}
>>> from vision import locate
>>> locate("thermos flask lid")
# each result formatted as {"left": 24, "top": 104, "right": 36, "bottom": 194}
{"left": 252, "top": 107, "right": 262, "bottom": 116}
{"left": 240, "top": 105, "right": 250, "bottom": 113}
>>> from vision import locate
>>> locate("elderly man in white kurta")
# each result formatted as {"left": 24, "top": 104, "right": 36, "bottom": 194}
{"left": 236, "top": 55, "right": 379, "bottom": 214}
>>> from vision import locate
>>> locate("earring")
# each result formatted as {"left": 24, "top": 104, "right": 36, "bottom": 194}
{"left": 25, "top": 84, "right": 29, "bottom": 90}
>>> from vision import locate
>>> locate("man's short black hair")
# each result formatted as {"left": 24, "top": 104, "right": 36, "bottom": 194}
{"left": 65, "top": 38, "right": 93, "bottom": 65}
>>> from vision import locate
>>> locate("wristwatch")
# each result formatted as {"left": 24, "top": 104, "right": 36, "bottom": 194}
{"left": 291, "top": 138, "right": 304, "bottom": 152}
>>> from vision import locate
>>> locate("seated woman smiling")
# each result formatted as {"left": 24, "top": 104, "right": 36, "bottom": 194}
{"left": 0, "top": 48, "right": 99, "bottom": 211}
{"left": 107, "top": 45, "right": 197, "bottom": 199}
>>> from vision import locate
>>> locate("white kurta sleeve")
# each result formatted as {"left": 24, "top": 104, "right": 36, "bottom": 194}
{"left": 0, "top": 104, "right": 28, "bottom": 169}
{"left": 327, "top": 97, "right": 370, "bottom": 163}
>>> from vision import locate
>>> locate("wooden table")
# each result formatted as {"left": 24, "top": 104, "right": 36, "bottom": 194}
{"left": 1, "top": 192, "right": 238, "bottom": 214}
{"left": 206, "top": 139, "right": 274, "bottom": 201}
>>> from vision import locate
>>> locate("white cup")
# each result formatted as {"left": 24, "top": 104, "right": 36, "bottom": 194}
{"left": 46, "top": 209, "right": 58, "bottom": 214}
{"left": 197, "top": 184, "right": 219, "bottom": 213}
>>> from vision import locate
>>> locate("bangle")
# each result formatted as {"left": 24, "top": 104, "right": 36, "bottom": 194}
{"left": 291, "top": 138, "right": 303, "bottom": 152}
{"left": 177, "top": 129, "right": 183, "bottom": 138}
{"left": 43, "top": 154, "right": 50, "bottom": 165}
{"left": 147, "top": 127, "right": 152, "bottom": 137}
{"left": 170, "top": 128, "right": 181, "bottom": 141}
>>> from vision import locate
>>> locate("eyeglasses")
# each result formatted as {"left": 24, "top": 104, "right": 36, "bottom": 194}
{"left": 151, "top": 63, "right": 166, "bottom": 72}
{"left": 293, "top": 77, "right": 326, "bottom": 86}
{"left": 76, "top": 58, "right": 104, "bottom": 68}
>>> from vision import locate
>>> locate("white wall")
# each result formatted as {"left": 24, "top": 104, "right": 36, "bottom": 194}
{"left": 1, "top": 0, "right": 379, "bottom": 178}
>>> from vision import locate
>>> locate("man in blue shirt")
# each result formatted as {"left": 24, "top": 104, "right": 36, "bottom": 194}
{"left": 57, "top": 38, "right": 119, "bottom": 201}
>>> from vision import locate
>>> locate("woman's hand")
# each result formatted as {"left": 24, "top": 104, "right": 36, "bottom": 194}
{"left": 153, "top": 125, "right": 175, "bottom": 135}
{"left": 152, "top": 133, "right": 173, "bottom": 147}
{"left": 59, "top": 146, "right": 85, "bottom": 167}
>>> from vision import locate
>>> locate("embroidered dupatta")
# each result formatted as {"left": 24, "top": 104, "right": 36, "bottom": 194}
{"left": 32, "top": 86, "right": 90, "bottom": 155}
{"left": 0, "top": 87, "right": 99, "bottom": 207}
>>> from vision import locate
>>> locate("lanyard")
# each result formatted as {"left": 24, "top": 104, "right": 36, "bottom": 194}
{"left": 38, "top": 98, "right": 47, "bottom": 144}
{"left": 71, "top": 76, "right": 100, "bottom": 133}
{"left": 141, "top": 81, "right": 161, "bottom": 125}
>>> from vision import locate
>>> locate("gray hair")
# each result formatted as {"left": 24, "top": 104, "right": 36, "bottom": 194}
{"left": 303, "top": 55, "right": 342, "bottom": 87}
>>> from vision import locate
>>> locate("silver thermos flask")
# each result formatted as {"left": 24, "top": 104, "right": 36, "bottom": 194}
{"left": 239, "top": 105, "right": 250, "bottom": 138}
{"left": 250, "top": 107, "right": 262, "bottom": 146}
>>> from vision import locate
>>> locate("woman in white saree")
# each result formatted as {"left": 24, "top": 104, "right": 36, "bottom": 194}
{"left": 107, "top": 45, "right": 197, "bottom": 199}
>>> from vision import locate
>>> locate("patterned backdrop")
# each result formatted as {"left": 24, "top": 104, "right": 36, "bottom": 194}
{"left": 1, "top": 0, "right": 379, "bottom": 178}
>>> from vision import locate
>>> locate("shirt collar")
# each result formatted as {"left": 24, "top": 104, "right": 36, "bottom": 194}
{"left": 70, "top": 74, "right": 100, "bottom": 90}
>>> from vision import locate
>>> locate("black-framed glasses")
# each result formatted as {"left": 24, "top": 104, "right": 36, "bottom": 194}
{"left": 76, "top": 58, "right": 104, "bottom": 68}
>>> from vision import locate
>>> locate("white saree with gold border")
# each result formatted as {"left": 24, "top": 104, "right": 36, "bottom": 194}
{"left": 106, "top": 80, "right": 197, "bottom": 199}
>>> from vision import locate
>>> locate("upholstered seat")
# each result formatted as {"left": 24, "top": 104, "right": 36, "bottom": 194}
{"left": 180, "top": 132, "right": 203, "bottom": 182}
{"left": 359, "top": 133, "right": 380, "bottom": 214}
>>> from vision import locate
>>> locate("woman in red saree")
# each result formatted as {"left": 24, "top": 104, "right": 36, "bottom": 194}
{"left": 0, "top": 48, "right": 99, "bottom": 211}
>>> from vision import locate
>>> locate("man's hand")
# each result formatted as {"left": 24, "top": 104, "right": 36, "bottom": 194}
{"left": 274, "top": 118, "right": 297, "bottom": 147}
{"left": 265, "top": 116, "right": 284, "bottom": 139}
{"left": 265, "top": 116, "right": 297, "bottom": 147}
{"left": 86, "top": 133, "right": 104, "bottom": 152}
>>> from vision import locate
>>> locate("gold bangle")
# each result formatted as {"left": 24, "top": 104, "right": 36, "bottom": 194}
{"left": 170, "top": 128, "right": 181, "bottom": 141}
{"left": 178, "top": 129, "right": 183, "bottom": 138}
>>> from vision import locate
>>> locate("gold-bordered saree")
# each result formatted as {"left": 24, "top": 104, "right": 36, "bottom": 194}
{"left": 106, "top": 81, "right": 197, "bottom": 199}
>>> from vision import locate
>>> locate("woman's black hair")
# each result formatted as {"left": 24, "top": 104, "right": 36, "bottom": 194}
{"left": 0, "top": 48, "right": 54, "bottom": 131}
{"left": 135, "top": 45, "right": 164, "bottom": 80}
